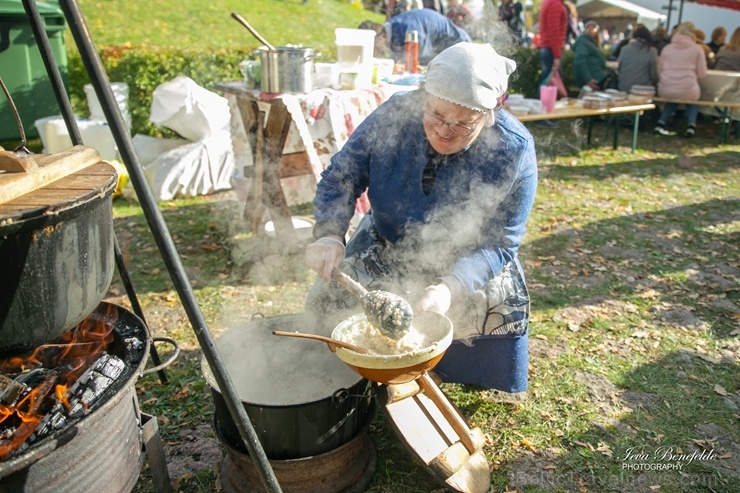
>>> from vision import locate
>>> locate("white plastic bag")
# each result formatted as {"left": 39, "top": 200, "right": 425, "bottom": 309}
{"left": 149, "top": 76, "right": 231, "bottom": 141}
{"left": 136, "top": 133, "right": 235, "bottom": 201}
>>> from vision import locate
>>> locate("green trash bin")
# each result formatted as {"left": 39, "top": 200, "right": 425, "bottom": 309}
{"left": 0, "top": 0, "right": 67, "bottom": 141}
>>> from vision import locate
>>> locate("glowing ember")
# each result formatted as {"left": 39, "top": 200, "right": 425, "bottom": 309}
{"left": 0, "top": 304, "right": 119, "bottom": 460}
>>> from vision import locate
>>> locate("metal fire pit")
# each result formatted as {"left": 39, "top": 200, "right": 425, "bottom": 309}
{"left": 0, "top": 302, "right": 150, "bottom": 493}
{"left": 216, "top": 416, "right": 376, "bottom": 493}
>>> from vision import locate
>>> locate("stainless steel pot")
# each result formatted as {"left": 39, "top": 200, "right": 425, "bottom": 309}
{"left": 258, "top": 46, "right": 316, "bottom": 94}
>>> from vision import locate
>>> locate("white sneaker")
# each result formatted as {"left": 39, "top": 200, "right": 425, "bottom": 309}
{"left": 654, "top": 125, "right": 670, "bottom": 136}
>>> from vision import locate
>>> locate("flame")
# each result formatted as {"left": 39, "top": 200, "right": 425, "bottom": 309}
{"left": 0, "top": 404, "right": 41, "bottom": 460}
{"left": 55, "top": 384, "right": 69, "bottom": 409}
{"left": 0, "top": 306, "right": 116, "bottom": 375}
{"left": 0, "top": 304, "right": 119, "bottom": 460}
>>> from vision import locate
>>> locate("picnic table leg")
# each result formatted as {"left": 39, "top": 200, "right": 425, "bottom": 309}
{"left": 631, "top": 111, "right": 640, "bottom": 152}
{"left": 719, "top": 107, "right": 730, "bottom": 145}
{"left": 612, "top": 115, "right": 619, "bottom": 149}
{"left": 587, "top": 117, "right": 593, "bottom": 147}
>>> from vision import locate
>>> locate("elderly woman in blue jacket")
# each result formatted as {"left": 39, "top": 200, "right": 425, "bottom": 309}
{"left": 304, "top": 43, "right": 538, "bottom": 394}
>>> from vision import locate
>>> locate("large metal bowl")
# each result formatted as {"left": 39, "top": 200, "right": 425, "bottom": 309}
{"left": 331, "top": 311, "right": 453, "bottom": 385}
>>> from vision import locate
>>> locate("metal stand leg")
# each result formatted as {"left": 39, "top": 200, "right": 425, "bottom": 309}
{"left": 55, "top": 1, "right": 283, "bottom": 490}
{"left": 23, "top": 0, "right": 169, "bottom": 385}
{"left": 114, "top": 239, "right": 169, "bottom": 383}
{"left": 142, "top": 412, "right": 174, "bottom": 493}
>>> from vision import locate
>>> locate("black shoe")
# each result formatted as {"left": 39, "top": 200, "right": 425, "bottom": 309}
{"left": 684, "top": 126, "right": 696, "bottom": 138}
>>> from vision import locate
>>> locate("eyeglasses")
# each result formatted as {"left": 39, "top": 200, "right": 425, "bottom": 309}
{"left": 422, "top": 110, "right": 485, "bottom": 136}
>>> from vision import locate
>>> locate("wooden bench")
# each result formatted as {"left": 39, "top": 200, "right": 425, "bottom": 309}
{"left": 518, "top": 102, "right": 655, "bottom": 152}
{"left": 651, "top": 97, "right": 740, "bottom": 144}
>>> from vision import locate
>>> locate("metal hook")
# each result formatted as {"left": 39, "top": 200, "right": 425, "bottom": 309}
{"left": 0, "top": 77, "right": 30, "bottom": 155}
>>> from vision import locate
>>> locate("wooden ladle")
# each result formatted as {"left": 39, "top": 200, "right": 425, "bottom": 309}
{"left": 273, "top": 331, "right": 370, "bottom": 355}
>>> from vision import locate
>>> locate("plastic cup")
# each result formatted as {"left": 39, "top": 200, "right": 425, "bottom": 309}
{"left": 539, "top": 85, "right": 558, "bottom": 113}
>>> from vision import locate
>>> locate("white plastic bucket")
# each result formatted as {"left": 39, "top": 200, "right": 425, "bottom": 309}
{"left": 335, "top": 28, "right": 375, "bottom": 65}
{"left": 335, "top": 28, "right": 376, "bottom": 89}
{"left": 84, "top": 82, "right": 131, "bottom": 130}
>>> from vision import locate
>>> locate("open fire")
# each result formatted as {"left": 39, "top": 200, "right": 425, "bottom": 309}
{"left": 0, "top": 303, "right": 135, "bottom": 461}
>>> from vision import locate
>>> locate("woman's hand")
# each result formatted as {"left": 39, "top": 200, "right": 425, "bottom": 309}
{"left": 305, "top": 236, "right": 345, "bottom": 281}
{"left": 416, "top": 283, "right": 452, "bottom": 315}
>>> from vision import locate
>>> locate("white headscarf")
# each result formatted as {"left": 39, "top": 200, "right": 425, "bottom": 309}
{"left": 424, "top": 42, "right": 517, "bottom": 112}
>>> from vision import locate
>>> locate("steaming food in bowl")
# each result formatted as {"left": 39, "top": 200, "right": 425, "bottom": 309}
{"left": 332, "top": 311, "right": 452, "bottom": 366}
{"left": 340, "top": 318, "right": 433, "bottom": 355}
{"left": 331, "top": 311, "right": 453, "bottom": 384}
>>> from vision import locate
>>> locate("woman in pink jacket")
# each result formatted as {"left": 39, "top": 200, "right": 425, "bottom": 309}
{"left": 654, "top": 22, "right": 708, "bottom": 138}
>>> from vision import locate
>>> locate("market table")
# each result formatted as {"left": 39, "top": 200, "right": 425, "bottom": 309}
{"left": 517, "top": 101, "right": 655, "bottom": 152}
{"left": 215, "top": 81, "right": 415, "bottom": 245}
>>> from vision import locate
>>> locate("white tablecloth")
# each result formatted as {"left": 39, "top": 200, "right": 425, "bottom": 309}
{"left": 222, "top": 82, "right": 415, "bottom": 205}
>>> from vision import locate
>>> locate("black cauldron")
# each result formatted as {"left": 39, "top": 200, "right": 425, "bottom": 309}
{"left": 202, "top": 313, "right": 375, "bottom": 460}
{"left": 0, "top": 156, "right": 116, "bottom": 355}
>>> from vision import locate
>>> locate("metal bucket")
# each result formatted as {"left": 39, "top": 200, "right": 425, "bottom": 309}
{"left": 258, "top": 46, "right": 315, "bottom": 94}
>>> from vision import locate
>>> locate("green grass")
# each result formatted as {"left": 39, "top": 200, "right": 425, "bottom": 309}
{"left": 75, "top": 0, "right": 383, "bottom": 57}
{"left": 123, "top": 115, "right": 739, "bottom": 492}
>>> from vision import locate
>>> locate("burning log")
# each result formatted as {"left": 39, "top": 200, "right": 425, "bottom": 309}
{"left": 65, "top": 353, "right": 125, "bottom": 420}
{"left": 0, "top": 374, "right": 26, "bottom": 407}
{"left": 17, "top": 353, "right": 126, "bottom": 453}
{"left": 0, "top": 311, "right": 124, "bottom": 461}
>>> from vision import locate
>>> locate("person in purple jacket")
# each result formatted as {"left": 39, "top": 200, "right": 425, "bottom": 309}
{"left": 304, "top": 43, "right": 538, "bottom": 395}
{"left": 359, "top": 8, "right": 471, "bottom": 66}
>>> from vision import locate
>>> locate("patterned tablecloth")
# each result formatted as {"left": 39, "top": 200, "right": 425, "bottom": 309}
{"left": 222, "top": 82, "right": 415, "bottom": 206}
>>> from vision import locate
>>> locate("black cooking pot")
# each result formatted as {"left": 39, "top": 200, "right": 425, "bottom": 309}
{"left": 0, "top": 161, "right": 117, "bottom": 355}
{"left": 202, "top": 313, "right": 375, "bottom": 460}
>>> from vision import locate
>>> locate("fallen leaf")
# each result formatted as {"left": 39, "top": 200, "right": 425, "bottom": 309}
{"left": 521, "top": 438, "right": 537, "bottom": 451}
{"left": 717, "top": 453, "right": 733, "bottom": 459}
{"left": 574, "top": 440, "right": 595, "bottom": 451}
{"left": 714, "top": 384, "right": 730, "bottom": 397}
{"left": 597, "top": 442, "right": 613, "bottom": 457}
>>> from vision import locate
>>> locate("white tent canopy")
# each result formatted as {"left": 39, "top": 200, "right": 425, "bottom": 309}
{"left": 576, "top": 0, "right": 666, "bottom": 30}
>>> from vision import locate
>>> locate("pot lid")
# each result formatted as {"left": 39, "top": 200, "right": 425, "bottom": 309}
{"left": 378, "top": 375, "right": 491, "bottom": 493}
{"left": 0, "top": 145, "right": 116, "bottom": 228}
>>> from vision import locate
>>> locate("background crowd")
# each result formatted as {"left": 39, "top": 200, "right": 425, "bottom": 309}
{"left": 365, "top": 0, "right": 738, "bottom": 137}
